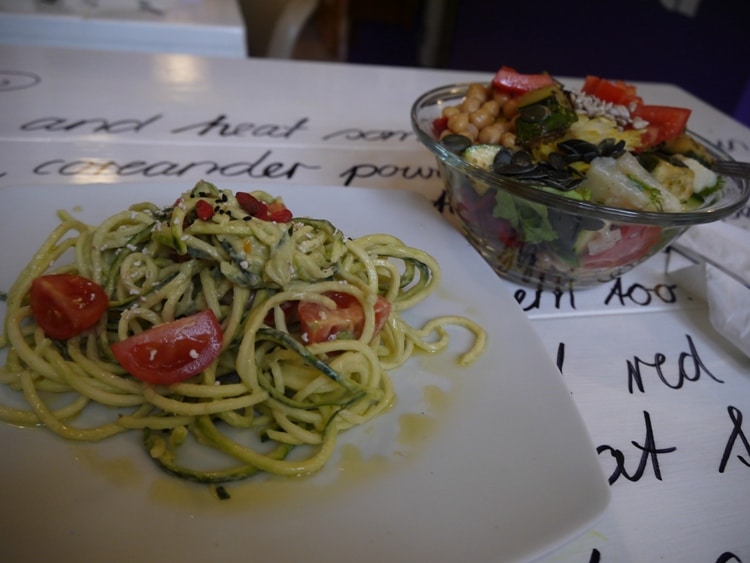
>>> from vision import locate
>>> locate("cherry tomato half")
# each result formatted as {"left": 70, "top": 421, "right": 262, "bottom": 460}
{"left": 298, "top": 291, "right": 391, "bottom": 344}
{"left": 581, "top": 225, "right": 662, "bottom": 269}
{"left": 631, "top": 104, "right": 692, "bottom": 148}
{"left": 111, "top": 309, "right": 223, "bottom": 385}
{"left": 582, "top": 75, "right": 643, "bottom": 107}
{"left": 29, "top": 274, "right": 109, "bottom": 340}
{"left": 195, "top": 199, "right": 215, "bottom": 221}
{"left": 236, "top": 192, "right": 293, "bottom": 223}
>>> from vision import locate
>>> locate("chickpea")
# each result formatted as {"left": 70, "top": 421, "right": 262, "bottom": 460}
{"left": 466, "top": 82, "right": 489, "bottom": 101}
{"left": 500, "top": 131, "right": 517, "bottom": 148}
{"left": 478, "top": 124, "right": 503, "bottom": 145}
{"left": 439, "top": 84, "right": 519, "bottom": 148}
{"left": 460, "top": 97, "right": 482, "bottom": 113}
{"left": 469, "top": 109, "right": 493, "bottom": 130}
{"left": 456, "top": 123, "right": 479, "bottom": 142}
{"left": 493, "top": 90, "right": 511, "bottom": 106}
{"left": 481, "top": 99, "right": 500, "bottom": 118}
{"left": 447, "top": 112, "right": 469, "bottom": 133}
{"left": 442, "top": 105, "right": 460, "bottom": 119}
{"left": 502, "top": 97, "right": 519, "bottom": 120}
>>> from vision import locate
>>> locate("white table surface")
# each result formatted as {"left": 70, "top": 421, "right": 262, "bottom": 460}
{"left": 1, "top": 44, "right": 749, "bottom": 562}
{"left": 0, "top": 0, "right": 245, "bottom": 58}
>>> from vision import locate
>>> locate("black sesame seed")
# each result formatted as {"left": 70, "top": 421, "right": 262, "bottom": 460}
{"left": 214, "top": 486, "right": 231, "bottom": 501}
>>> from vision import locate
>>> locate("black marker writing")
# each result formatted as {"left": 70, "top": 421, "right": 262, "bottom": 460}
{"left": 321, "top": 128, "right": 413, "bottom": 142}
{"left": 171, "top": 114, "right": 308, "bottom": 139}
{"left": 627, "top": 334, "right": 723, "bottom": 394}
{"left": 513, "top": 286, "right": 576, "bottom": 311}
{"left": 339, "top": 162, "right": 438, "bottom": 186}
{"left": 20, "top": 114, "right": 162, "bottom": 134}
{"left": 589, "top": 548, "right": 742, "bottom": 562}
{"left": 597, "top": 410, "right": 677, "bottom": 485}
{"left": 604, "top": 277, "right": 678, "bottom": 307}
{"left": 432, "top": 189, "right": 450, "bottom": 214}
{"left": 719, "top": 406, "right": 750, "bottom": 473}
{"left": 0, "top": 70, "right": 41, "bottom": 92}
{"left": 556, "top": 342, "right": 565, "bottom": 374}
{"left": 32, "top": 150, "right": 319, "bottom": 180}
{"left": 716, "top": 551, "right": 743, "bottom": 563}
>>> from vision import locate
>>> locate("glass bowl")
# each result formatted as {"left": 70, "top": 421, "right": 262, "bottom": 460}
{"left": 411, "top": 83, "right": 750, "bottom": 289}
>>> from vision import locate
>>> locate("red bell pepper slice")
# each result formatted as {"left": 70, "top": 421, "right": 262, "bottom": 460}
{"left": 492, "top": 66, "right": 555, "bottom": 94}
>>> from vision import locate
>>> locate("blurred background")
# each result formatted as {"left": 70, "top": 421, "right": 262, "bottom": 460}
{"left": 1, "top": 0, "right": 748, "bottom": 126}
{"left": 279, "top": 0, "right": 750, "bottom": 127}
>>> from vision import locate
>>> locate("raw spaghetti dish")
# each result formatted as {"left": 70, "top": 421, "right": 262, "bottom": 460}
{"left": 0, "top": 181, "right": 485, "bottom": 487}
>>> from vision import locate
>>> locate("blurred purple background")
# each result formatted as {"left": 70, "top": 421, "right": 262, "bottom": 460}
{"left": 346, "top": 0, "right": 750, "bottom": 128}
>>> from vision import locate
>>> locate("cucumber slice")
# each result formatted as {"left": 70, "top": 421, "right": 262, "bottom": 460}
{"left": 461, "top": 144, "right": 502, "bottom": 171}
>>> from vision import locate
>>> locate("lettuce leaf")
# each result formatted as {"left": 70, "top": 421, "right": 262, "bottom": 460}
{"left": 492, "top": 192, "right": 558, "bottom": 244}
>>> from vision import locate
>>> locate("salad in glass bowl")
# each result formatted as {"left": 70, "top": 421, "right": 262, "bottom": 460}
{"left": 411, "top": 66, "right": 750, "bottom": 289}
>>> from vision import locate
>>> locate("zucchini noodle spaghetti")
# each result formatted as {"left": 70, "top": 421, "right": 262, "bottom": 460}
{"left": 0, "top": 180, "right": 486, "bottom": 485}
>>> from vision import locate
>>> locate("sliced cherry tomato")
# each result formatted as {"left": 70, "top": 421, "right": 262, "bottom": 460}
{"left": 581, "top": 225, "right": 662, "bottom": 269}
{"left": 236, "top": 192, "right": 293, "bottom": 223}
{"left": 111, "top": 309, "right": 223, "bottom": 385}
{"left": 298, "top": 291, "right": 391, "bottom": 344}
{"left": 492, "top": 66, "right": 555, "bottom": 94}
{"left": 582, "top": 75, "right": 642, "bottom": 107}
{"left": 631, "top": 104, "right": 692, "bottom": 148}
{"left": 266, "top": 201, "right": 293, "bottom": 223}
{"left": 30, "top": 274, "right": 109, "bottom": 340}
{"left": 195, "top": 199, "right": 215, "bottom": 221}
{"left": 581, "top": 75, "right": 602, "bottom": 96}
{"left": 263, "top": 299, "right": 298, "bottom": 327}
{"left": 236, "top": 191, "right": 266, "bottom": 216}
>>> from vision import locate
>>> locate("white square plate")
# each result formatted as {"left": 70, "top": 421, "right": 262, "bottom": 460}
{"left": 0, "top": 183, "right": 609, "bottom": 563}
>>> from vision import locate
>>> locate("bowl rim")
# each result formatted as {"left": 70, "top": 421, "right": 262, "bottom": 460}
{"left": 410, "top": 82, "right": 750, "bottom": 227}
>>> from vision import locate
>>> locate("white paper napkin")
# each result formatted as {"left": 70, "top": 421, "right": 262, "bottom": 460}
{"left": 668, "top": 220, "right": 750, "bottom": 358}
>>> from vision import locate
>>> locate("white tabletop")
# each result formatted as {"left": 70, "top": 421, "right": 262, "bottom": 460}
{"left": 1, "top": 44, "right": 749, "bottom": 562}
